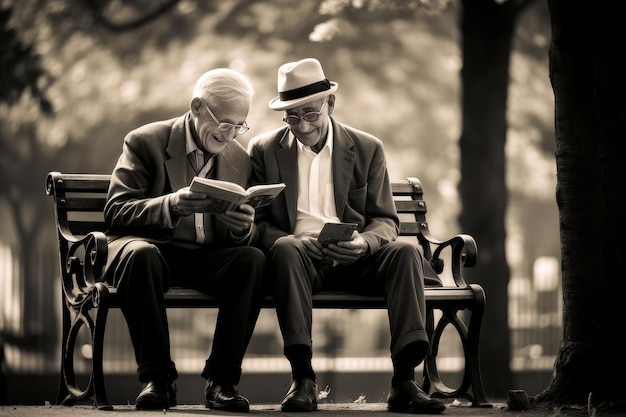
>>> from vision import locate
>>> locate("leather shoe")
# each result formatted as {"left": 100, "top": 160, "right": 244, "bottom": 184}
{"left": 135, "top": 380, "right": 177, "bottom": 410}
{"left": 204, "top": 379, "right": 250, "bottom": 412}
{"left": 387, "top": 380, "right": 445, "bottom": 414}
{"left": 281, "top": 378, "right": 318, "bottom": 412}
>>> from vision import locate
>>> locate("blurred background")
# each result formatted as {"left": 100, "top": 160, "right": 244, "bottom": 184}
{"left": 0, "top": 0, "right": 558, "bottom": 406}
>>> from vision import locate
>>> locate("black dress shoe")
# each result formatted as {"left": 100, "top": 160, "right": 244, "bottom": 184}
{"left": 135, "top": 380, "right": 177, "bottom": 410}
{"left": 204, "top": 379, "right": 250, "bottom": 412}
{"left": 387, "top": 380, "right": 445, "bottom": 414}
{"left": 281, "top": 378, "right": 318, "bottom": 412}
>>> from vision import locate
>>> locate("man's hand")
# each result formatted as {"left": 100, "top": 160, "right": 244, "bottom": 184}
{"left": 281, "top": 232, "right": 326, "bottom": 261}
{"left": 288, "top": 230, "right": 369, "bottom": 265}
{"left": 169, "top": 187, "right": 218, "bottom": 218}
{"left": 169, "top": 189, "right": 255, "bottom": 235}
{"left": 217, "top": 204, "right": 255, "bottom": 235}
{"left": 322, "top": 231, "right": 369, "bottom": 265}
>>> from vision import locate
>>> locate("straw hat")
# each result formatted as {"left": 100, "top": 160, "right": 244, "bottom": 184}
{"left": 269, "top": 58, "right": 338, "bottom": 111}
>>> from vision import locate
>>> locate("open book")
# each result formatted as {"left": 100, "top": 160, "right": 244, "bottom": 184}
{"left": 189, "top": 177, "right": 286, "bottom": 214}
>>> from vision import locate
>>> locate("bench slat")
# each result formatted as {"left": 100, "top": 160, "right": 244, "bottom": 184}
{"left": 97, "top": 287, "right": 476, "bottom": 309}
{"left": 57, "top": 197, "right": 108, "bottom": 211}
{"left": 53, "top": 176, "right": 111, "bottom": 192}
{"left": 66, "top": 222, "right": 107, "bottom": 235}
{"left": 399, "top": 222, "right": 421, "bottom": 236}
{"left": 390, "top": 182, "right": 421, "bottom": 195}
{"left": 395, "top": 200, "right": 426, "bottom": 213}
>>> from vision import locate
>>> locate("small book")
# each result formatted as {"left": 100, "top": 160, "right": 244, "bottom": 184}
{"left": 189, "top": 177, "right": 286, "bottom": 214}
{"left": 318, "top": 222, "right": 358, "bottom": 246}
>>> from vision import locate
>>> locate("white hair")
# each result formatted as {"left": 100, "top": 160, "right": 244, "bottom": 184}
{"left": 192, "top": 68, "right": 255, "bottom": 107}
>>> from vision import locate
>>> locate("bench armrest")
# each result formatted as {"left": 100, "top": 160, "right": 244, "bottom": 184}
{"left": 421, "top": 228, "right": 478, "bottom": 288}
{"left": 62, "top": 231, "right": 108, "bottom": 306}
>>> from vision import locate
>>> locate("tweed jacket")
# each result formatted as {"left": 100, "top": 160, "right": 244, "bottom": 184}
{"left": 248, "top": 116, "right": 398, "bottom": 254}
{"left": 104, "top": 113, "right": 256, "bottom": 272}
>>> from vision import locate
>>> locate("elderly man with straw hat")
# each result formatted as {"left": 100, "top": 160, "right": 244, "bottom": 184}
{"left": 248, "top": 58, "right": 445, "bottom": 414}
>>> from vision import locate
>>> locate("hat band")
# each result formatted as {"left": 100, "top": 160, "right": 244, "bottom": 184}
{"left": 279, "top": 79, "right": 331, "bottom": 101}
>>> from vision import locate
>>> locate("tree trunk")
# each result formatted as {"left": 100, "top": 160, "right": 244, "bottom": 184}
{"left": 459, "top": 0, "right": 525, "bottom": 399}
{"left": 535, "top": 0, "right": 626, "bottom": 409}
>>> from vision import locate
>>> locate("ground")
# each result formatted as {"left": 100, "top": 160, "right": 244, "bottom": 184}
{"left": 0, "top": 400, "right": 616, "bottom": 417}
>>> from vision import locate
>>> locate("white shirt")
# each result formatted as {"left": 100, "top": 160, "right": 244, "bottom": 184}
{"left": 293, "top": 116, "right": 341, "bottom": 236}
{"left": 184, "top": 119, "right": 216, "bottom": 244}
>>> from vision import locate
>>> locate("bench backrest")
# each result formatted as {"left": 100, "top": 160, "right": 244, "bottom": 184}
{"left": 45, "top": 172, "right": 433, "bottom": 258}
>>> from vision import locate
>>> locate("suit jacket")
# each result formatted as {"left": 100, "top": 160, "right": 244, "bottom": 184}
{"left": 248, "top": 117, "right": 398, "bottom": 253}
{"left": 104, "top": 113, "right": 256, "bottom": 272}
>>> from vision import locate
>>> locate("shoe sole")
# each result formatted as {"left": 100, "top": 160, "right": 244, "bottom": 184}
{"left": 387, "top": 404, "right": 446, "bottom": 414}
{"left": 281, "top": 401, "right": 318, "bottom": 412}
{"left": 205, "top": 401, "right": 250, "bottom": 413}
{"left": 135, "top": 400, "right": 170, "bottom": 410}
{"left": 135, "top": 391, "right": 176, "bottom": 409}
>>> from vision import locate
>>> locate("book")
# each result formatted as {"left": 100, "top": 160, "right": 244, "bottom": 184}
{"left": 317, "top": 222, "right": 358, "bottom": 246}
{"left": 189, "top": 177, "right": 286, "bottom": 213}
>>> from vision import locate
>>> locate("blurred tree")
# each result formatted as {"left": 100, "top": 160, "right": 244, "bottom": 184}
{"left": 79, "top": 0, "right": 179, "bottom": 31}
{"left": 0, "top": 0, "right": 201, "bottom": 357}
{"left": 457, "top": 0, "right": 537, "bottom": 399}
{"left": 0, "top": 4, "right": 56, "bottom": 349}
{"left": 531, "top": 1, "right": 626, "bottom": 412}
{"left": 0, "top": 6, "right": 51, "bottom": 111}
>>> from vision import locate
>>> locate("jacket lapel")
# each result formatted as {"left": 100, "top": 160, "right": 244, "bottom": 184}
{"left": 276, "top": 129, "right": 299, "bottom": 230}
{"left": 165, "top": 115, "right": 190, "bottom": 191}
{"left": 331, "top": 119, "right": 356, "bottom": 218}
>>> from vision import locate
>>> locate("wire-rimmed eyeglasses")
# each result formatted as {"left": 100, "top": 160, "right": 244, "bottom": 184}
{"left": 200, "top": 99, "right": 250, "bottom": 135}
{"left": 282, "top": 101, "right": 327, "bottom": 126}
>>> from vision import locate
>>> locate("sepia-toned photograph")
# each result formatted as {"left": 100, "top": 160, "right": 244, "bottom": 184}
{"left": 1, "top": 1, "right": 624, "bottom": 416}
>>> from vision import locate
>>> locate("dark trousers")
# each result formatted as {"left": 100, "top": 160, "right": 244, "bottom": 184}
{"left": 106, "top": 240, "right": 266, "bottom": 385}
{"left": 268, "top": 238, "right": 429, "bottom": 361}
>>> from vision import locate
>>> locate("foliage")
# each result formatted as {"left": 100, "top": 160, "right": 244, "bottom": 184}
{"left": 0, "top": 0, "right": 553, "bottom": 260}
{"left": 0, "top": 0, "right": 553, "bottom": 267}
{"left": 0, "top": 6, "right": 51, "bottom": 112}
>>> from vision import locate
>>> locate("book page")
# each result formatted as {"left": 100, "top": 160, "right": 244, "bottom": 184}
{"left": 189, "top": 177, "right": 247, "bottom": 195}
{"left": 242, "top": 183, "right": 286, "bottom": 209}
{"left": 189, "top": 177, "right": 285, "bottom": 213}
{"left": 189, "top": 177, "right": 246, "bottom": 213}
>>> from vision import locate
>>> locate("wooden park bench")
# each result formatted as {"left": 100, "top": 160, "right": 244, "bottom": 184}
{"left": 46, "top": 171, "right": 488, "bottom": 410}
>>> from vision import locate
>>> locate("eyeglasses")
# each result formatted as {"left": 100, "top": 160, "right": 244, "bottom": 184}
{"left": 200, "top": 99, "right": 250, "bottom": 135}
{"left": 282, "top": 101, "right": 326, "bottom": 125}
